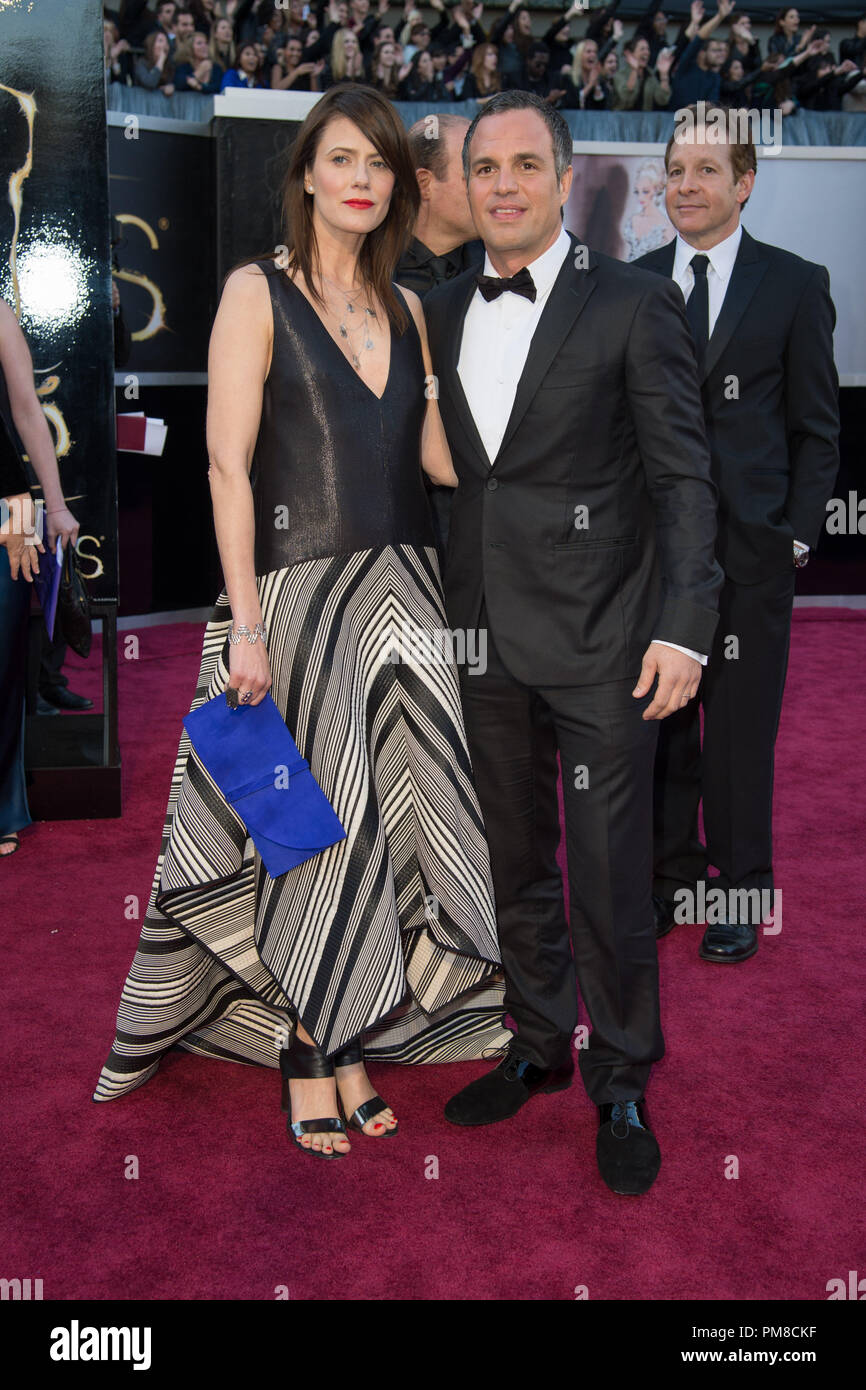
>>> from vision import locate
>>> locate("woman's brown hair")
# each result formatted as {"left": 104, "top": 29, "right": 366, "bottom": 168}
{"left": 471, "top": 43, "right": 502, "bottom": 94}
{"left": 231, "top": 85, "right": 420, "bottom": 334}
{"left": 142, "top": 30, "right": 176, "bottom": 81}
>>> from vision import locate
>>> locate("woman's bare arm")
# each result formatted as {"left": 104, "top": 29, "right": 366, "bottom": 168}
{"left": 206, "top": 262, "right": 274, "bottom": 702}
{"left": 401, "top": 286, "right": 458, "bottom": 488}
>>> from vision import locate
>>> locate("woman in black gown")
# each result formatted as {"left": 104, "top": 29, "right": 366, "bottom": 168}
{"left": 94, "top": 86, "right": 507, "bottom": 1156}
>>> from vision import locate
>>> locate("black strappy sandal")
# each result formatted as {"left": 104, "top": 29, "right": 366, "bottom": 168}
{"left": 0, "top": 833, "right": 20, "bottom": 857}
{"left": 279, "top": 1035, "right": 349, "bottom": 1159}
{"left": 333, "top": 1036, "right": 399, "bottom": 1137}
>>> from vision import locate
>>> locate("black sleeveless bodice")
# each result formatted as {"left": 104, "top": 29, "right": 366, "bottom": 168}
{"left": 249, "top": 259, "right": 435, "bottom": 575}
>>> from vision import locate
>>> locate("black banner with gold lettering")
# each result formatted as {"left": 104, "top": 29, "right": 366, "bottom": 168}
{"left": 0, "top": 0, "right": 117, "bottom": 599}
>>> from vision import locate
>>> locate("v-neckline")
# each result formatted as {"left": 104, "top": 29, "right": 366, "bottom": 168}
{"left": 280, "top": 271, "right": 394, "bottom": 404}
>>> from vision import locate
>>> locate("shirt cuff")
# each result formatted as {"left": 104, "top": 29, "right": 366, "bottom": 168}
{"left": 652, "top": 639, "right": 707, "bottom": 666}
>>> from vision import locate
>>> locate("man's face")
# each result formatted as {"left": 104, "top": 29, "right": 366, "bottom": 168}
{"left": 157, "top": 3, "right": 176, "bottom": 29}
{"left": 527, "top": 50, "right": 548, "bottom": 78}
{"left": 665, "top": 131, "right": 753, "bottom": 247}
{"left": 175, "top": 13, "right": 194, "bottom": 39}
{"left": 466, "top": 108, "right": 572, "bottom": 263}
{"left": 706, "top": 39, "right": 728, "bottom": 70}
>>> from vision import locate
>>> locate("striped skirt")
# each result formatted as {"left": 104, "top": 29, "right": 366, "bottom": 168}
{"left": 93, "top": 544, "right": 508, "bottom": 1102}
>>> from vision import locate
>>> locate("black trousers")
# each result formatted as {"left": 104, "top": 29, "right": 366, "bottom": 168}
{"left": 458, "top": 599, "right": 664, "bottom": 1105}
{"left": 653, "top": 567, "right": 796, "bottom": 910}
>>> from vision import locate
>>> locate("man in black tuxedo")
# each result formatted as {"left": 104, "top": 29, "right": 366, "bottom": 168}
{"left": 423, "top": 90, "right": 723, "bottom": 1195}
{"left": 637, "top": 107, "right": 840, "bottom": 964}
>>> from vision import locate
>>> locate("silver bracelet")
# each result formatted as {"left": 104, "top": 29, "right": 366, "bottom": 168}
{"left": 228, "top": 621, "right": 267, "bottom": 645}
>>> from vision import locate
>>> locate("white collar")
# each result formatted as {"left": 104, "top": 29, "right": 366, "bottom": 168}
{"left": 481, "top": 221, "right": 571, "bottom": 297}
{"left": 674, "top": 222, "right": 743, "bottom": 280}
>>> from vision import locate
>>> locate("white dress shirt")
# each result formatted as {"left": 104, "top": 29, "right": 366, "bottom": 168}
{"left": 458, "top": 222, "right": 572, "bottom": 466}
{"left": 457, "top": 222, "right": 706, "bottom": 667}
{"left": 672, "top": 222, "right": 743, "bottom": 336}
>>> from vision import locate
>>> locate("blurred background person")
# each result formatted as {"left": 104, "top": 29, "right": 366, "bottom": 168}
{"left": 220, "top": 39, "right": 266, "bottom": 87}
{"left": 0, "top": 298, "right": 79, "bottom": 857}
{"left": 461, "top": 41, "right": 501, "bottom": 101}
{"left": 134, "top": 29, "right": 177, "bottom": 96}
{"left": 174, "top": 28, "right": 225, "bottom": 92}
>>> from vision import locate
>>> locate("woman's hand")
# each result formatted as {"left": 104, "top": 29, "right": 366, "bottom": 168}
{"left": 45, "top": 503, "right": 79, "bottom": 555}
{"left": 227, "top": 631, "right": 272, "bottom": 707}
{"left": 1, "top": 492, "right": 44, "bottom": 581}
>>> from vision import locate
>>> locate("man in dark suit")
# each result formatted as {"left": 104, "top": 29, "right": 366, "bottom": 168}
{"left": 424, "top": 90, "right": 723, "bottom": 1195}
{"left": 637, "top": 106, "right": 840, "bottom": 964}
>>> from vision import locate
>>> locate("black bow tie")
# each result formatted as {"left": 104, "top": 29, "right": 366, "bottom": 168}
{"left": 475, "top": 266, "right": 537, "bottom": 304}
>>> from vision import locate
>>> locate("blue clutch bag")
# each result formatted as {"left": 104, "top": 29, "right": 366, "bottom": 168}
{"left": 183, "top": 692, "right": 347, "bottom": 877}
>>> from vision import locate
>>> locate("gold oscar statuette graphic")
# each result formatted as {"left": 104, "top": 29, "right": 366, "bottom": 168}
{"left": 113, "top": 213, "right": 172, "bottom": 342}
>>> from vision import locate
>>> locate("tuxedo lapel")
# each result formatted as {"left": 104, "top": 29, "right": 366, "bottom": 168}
{"left": 491, "top": 230, "right": 597, "bottom": 469}
{"left": 701, "top": 229, "right": 768, "bottom": 383}
{"left": 441, "top": 273, "right": 493, "bottom": 473}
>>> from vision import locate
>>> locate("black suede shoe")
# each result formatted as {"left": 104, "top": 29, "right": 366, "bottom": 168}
{"left": 699, "top": 920, "right": 758, "bottom": 962}
{"left": 653, "top": 894, "right": 678, "bottom": 939}
{"left": 444, "top": 1050, "right": 574, "bottom": 1126}
{"left": 596, "top": 1099, "right": 661, "bottom": 1195}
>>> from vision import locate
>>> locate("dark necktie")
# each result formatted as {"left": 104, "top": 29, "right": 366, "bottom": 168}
{"left": 475, "top": 266, "right": 537, "bottom": 304}
{"left": 427, "top": 252, "right": 459, "bottom": 286}
{"left": 686, "top": 253, "right": 710, "bottom": 360}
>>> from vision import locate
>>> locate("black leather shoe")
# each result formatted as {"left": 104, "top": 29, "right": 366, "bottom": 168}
{"left": 444, "top": 1049, "right": 574, "bottom": 1126}
{"left": 40, "top": 686, "right": 93, "bottom": 711}
{"left": 35, "top": 695, "right": 60, "bottom": 716}
{"left": 699, "top": 920, "right": 758, "bottom": 962}
{"left": 596, "top": 1099, "right": 661, "bottom": 1195}
{"left": 653, "top": 894, "right": 678, "bottom": 939}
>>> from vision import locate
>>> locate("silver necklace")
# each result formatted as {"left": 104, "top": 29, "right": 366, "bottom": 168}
{"left": 320, "top": 275, "right": 377, "bottom": 370}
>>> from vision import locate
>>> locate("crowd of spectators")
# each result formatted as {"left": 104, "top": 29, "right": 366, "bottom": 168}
{"left": 103, "top": 0, "right": 866, "bottom": 114}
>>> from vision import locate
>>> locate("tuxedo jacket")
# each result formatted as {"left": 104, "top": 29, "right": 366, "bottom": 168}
{"left": 636, "top": 228, "right": 840, "bottom": 584}
{"left": 423, "top": 229, "right": 723, "bottom": 688}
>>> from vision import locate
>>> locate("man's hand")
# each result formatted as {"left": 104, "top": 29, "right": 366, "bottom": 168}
{"left": 632, "top": 642, "right": 702, "bottom": 720}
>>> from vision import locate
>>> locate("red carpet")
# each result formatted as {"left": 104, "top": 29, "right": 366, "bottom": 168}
{"left": 1, "top": 610, "right": 864, "bottom": 1300}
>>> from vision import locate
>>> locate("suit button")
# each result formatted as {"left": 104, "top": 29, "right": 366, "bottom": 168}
{"left": 486, "top": 478, "right": 499, "bottom": 491}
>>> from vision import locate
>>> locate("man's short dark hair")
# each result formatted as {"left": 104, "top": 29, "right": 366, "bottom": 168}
{"left": 526, "top": 40, "right": 549, "bottom": 58}
{"left": 461, "top": 89, "right": 573, "bottom": 183}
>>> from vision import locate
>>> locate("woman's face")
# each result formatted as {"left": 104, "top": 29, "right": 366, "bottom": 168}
{"left": 728, "top": 57, "right": 744, "bottom": 81}
{"left": 783, "top": 8, "right": 799, "bottom": 33}
{"left": 343, "top": 31, "right": 358, "bottom": 58}
{"left": 215, "top": 18, "right": 232, "bottom": 43}
{"left": 417, "top": 50, "right": 433, "bottom": 79}
{"left": 603, "top": 50, "right": 618, "bottom": 75}
{"left": 503, "top": 22, "right": 514, "bottom": 43}
{"left": 104, "top": 21, "right": 117, "bottom": 51}
{"left": 153, "top": 32, "right": 169, "bottom": 58}
{"left": 582, "top": 40, "right": 598, "bottom": 71}
{"left": 378, "top": 26, "right": 394, "bottom": 45}
{"left": 308, "top": 115, "right": 394, "bottom": 238}
{"left": 193, "top": 33, "right": 209, "bottom": 61}
{"left": 379, "top": 42, "right": 395, "bottom": 66}
{"left": 285, "top": 39, "right": 303, "bottom": 65}
{"left": 516, "top": 10, "right": 532, "bottom": 36}
{"left": 239, "top": 45, "right": 258, "bottom": 72}
{"left": 635, "top": 175, "right": 655, "bottom": 208}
